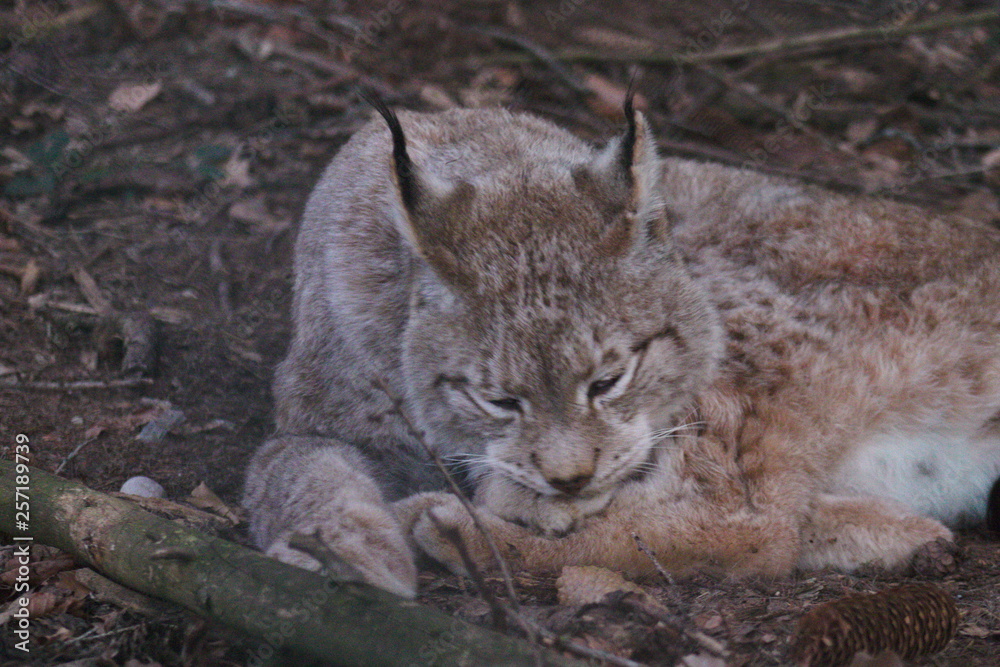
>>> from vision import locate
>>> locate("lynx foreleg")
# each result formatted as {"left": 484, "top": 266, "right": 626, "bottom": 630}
{"left": 394, "top": 485, "right": 800, "bottom": 580}
{"left": 244, "top": 436, "right": 417, "bottom": 598}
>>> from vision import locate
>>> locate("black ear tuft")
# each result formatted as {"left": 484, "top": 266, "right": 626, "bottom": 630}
{"left": 987, "top": 475, "right": 1000, "bottom": 533}
{"left": 362, "top": 91, "right": 418, "bottom": 210}
{"left": 619, "top": 85, "right": 637, "bottom": 179}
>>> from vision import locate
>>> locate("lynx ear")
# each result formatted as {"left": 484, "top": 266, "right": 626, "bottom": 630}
{"left": 367, "top": 96, "right": 476, "bottom": 284}
{"left": 573, "top": 97, "right": 668, "bottom": 253}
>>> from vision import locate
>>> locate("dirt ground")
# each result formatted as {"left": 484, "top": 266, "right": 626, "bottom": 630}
{"left": 1, "top": 0, "right": 999, "bottom": 665}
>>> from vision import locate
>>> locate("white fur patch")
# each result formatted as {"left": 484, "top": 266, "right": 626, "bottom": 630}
{"left": 832, "top": 430, "right": 1000, "bottom": 526}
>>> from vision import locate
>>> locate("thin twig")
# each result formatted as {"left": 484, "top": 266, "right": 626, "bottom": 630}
{"left": 61, "top": 623, "right": 145, "bottom": 646}
{"left": 54, "top": 436, "right": 99, "bottom": 475}
{"left": 621, "top": 595, "right": 731, "bottom": 659}
{"left": 32, "top": 299, "right": 101, "bottom": 317}
{"left": 632, "top": 533, "right": 675, "bottom": 586}
{"left": 432, "top": 510, "right": 644, "bottom": 667}
{"left": 691, "top": 63, "right": 847, "bottom": 154}
{"left": 464, "top": 26, "right": 589, "bottom": 94}
{"left": 477, "top": 8, "right": 1000, "bottom": 66}
{"left": 372, "top": 382, "right": 531, "bottom": 627}
{"left": 0, "top": 377, "right": 153, "bottom": 391}
{"left": 427, "top": 511, "right": 508, "bottom": 632}
{"left": 631, "top": 536, "right": 731, "bottom": 658}
{"left": 654, "top": 134, "right": 865, "bottom": 194}
{"left": 531, "top": 623, "right": 647, "bottom": 667}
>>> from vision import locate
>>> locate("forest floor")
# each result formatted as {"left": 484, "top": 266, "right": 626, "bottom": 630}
{"left": 1, "top": 0, "right": 999, "bottom": 664}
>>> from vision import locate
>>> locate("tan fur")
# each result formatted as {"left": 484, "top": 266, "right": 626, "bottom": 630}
{"left": 245, "top": 106, "right": 1000, "bottom": 595}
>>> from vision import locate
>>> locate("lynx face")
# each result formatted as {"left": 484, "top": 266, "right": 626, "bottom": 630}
{"left": 402, "top": 262, "right": 719, "bottom": 502}
{"left": 377, "top": 101, "right": 723, "bottom": 509}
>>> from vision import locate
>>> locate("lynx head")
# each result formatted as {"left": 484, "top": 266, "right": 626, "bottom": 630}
{"left": 374, "top": 99, "right": 722, "bottom": 503}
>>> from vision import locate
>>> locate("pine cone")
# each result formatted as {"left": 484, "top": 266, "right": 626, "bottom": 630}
{"left": 789, "top": 584, "right": 958, "bottom": 667}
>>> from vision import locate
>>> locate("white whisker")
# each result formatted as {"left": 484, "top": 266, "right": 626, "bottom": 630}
{"left": 650, "top": 421, "right": 705, "bottom": 442}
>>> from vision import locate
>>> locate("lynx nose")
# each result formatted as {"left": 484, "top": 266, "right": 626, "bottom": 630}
{"left": 547, "top": 473, "right": 592, "bottom": 496}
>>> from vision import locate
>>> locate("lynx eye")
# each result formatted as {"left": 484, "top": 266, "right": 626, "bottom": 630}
{"left": 488, "top": 397, "right": 522, "bottom": 412}
{"left": 588, "top": 375, "right": 623, "bottom": 400}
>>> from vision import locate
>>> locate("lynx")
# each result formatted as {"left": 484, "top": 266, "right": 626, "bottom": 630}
{"left": 243, "top": 100, "right": 1000, "bottom": 598}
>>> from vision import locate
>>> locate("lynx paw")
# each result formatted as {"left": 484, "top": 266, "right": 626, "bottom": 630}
{"left": 798, "top": 495, "right": 954, "bottom": 572}
{"left": 265, "top": 500, "right": 417, "bottom": 599}
{"left": 907, "top": 536, "right": 961, "bottom": 577}
{"left": 476, "top": 475, "right": 613, "bottom": 537}
{"left": 395, "top": 492, "right": 503, "bottom": 577}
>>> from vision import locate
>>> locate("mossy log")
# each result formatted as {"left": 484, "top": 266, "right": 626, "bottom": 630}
{"left": 0, "top": 460, "right": 585, "bottom": 666}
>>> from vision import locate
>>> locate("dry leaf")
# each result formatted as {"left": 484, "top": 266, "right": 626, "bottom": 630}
{"left": 0, "top": 237, "right": 21, "bottom": 252}
{"left": 695, "top": 612, "right": 723, "bottom": 630}
{"left": 0, "top": 148, "right": 32, "bottom": 173}
{"left": 109, "top": 82, "right": 163, "bottom": 113}
{"left": 43, "top": 626, "right": 74, "bottom": 643}
{"left": 1, "top": 553, "right": 76, "bottom": 587}
{"left": 959, "top": 624, "right": 994, "bottom": 638}
{"left": 836, "top": 67, "right": 882, "bottom": 97}
{"left": 149, "top": 306, "right": 191, "bottom": 325}
{"left": 79, "top": 349, "right": 99, "bottom": 372}
{"left": 20, "top": 258, "right": 40, "bottom": 294}
{"left": 575, "top": 26, "right": 653, "bottom": 52}
{"left": 72, "top": 266, "right": 112, "bottom": 315}
{"left": 904, "top": 36, "right": 971, "bottom": 74}
{"left": 229, "top": 196, "right": 286, "bottom": 232}
{"left": 679, "top": 655, "right": 727, "bottom": 667}
{"left": 54, "top": 570, "right": 92, "bottom": 601}
{"left": 26, "top": 590, "right": 61, "bottom": 617}
{"left": 227, "top": 339, "right": 263, "bottom": 363}
{"left": 219, "top": 153, "right": 254, "bottom": 189}
{"left": 556, "top": 565, "right": 647, "bottom": 606}
{"left": 845, "top": 119, "right": 879, "bottom": 146}
{"left": 136, "top": 408, "right": 185, "bottom": 442}
{"left": 188, "top": 482, "right": 242, "bottom": 525}
{"left": 176, "top": 418, "right": 235, "bottom": 435}
{"left": 982, "top": 146, "right": 1000, "bottom": 170}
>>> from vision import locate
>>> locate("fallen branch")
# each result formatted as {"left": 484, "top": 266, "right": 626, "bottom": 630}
{"left": 477, "top": 8, "right": 1000, "bottom": 66}
{"left": 0, "top": 377, "right": 153, "bottom": 391}
{"left": 0, "top": 462, "right": 585, "bottom": 666}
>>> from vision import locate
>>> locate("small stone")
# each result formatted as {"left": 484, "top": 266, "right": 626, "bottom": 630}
{"left": 120, "top": 476, "right": 166, "bottom": 498}
{"left": 136, "top": 409, "right": 185, "bottom": 443}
